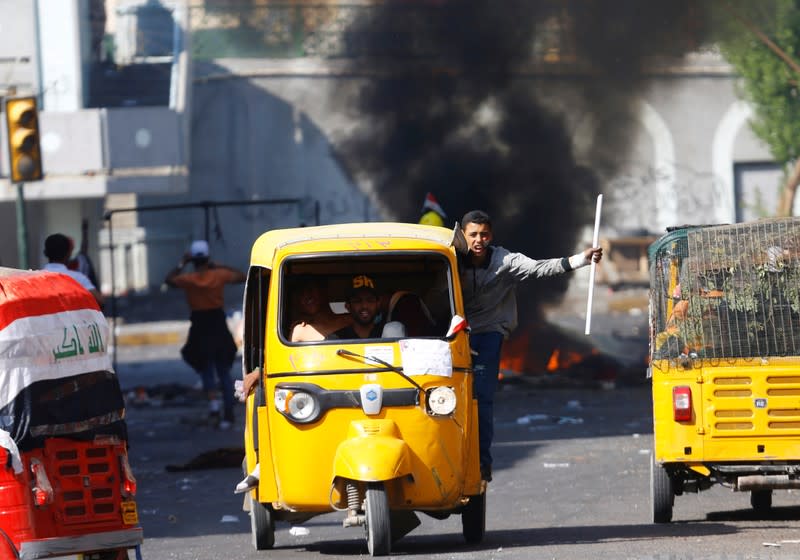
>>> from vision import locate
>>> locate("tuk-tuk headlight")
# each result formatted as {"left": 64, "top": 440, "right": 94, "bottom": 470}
{"left": 426, "top": 386, "right": 457, "bottom": 416}
{"left": 275, "top": 388, "right": 320, "bottom": 423}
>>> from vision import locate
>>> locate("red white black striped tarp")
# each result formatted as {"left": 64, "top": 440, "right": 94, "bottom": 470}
{"left": 0, "top": 268, "right": 125, "bottom": 464}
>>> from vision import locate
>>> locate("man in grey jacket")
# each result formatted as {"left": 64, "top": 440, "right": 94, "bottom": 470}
{"left": 459, "top": 210, "right": 603, "bottom": 482}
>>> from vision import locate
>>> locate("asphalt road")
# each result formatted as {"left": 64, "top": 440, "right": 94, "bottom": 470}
{"left": 116, "top": 350, "right": 800, "bottom": 560}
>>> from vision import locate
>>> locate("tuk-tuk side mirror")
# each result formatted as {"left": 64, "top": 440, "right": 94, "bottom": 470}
{"left": 444, "top": 315, "right": 469, "bottom": 341}
{"left": 451, "top": 222, "right": 469, "bottom": 255}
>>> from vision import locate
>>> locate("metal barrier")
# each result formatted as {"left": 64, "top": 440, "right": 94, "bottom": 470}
{"left": 103, "top": 198, "right": 318, "bottom": 366}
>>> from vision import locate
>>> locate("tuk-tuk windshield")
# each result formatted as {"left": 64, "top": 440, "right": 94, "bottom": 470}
{"left": 650, "top": 218, "right": 800, "bottom": 363}
{"left": 279, "top": 252, "right": 453, "bottom": 344}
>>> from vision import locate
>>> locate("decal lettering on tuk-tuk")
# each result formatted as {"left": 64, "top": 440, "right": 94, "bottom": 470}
{"left": 347, "top": 240, "right": 393, "bottom": 250}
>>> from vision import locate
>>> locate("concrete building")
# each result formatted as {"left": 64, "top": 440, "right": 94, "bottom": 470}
{"left": 0, "top": 1, "right": 782, "bottom": 295}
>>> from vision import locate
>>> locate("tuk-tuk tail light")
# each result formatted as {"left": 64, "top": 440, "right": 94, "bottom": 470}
{"left": 673, "top": 386, "right": 692, "bottom": 422}
{"left": 30, "top": 458, "right": 54, "bottom": 506}
{"left": 120, "top": 454, "right": 137, "bottom": 497}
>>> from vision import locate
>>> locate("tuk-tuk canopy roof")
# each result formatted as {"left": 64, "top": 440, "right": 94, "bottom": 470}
{"left": 250, "top": 222, "right": 460, "bottom": 269}
{"left": 647, "top": 224, "right": 718, "bottom": 266}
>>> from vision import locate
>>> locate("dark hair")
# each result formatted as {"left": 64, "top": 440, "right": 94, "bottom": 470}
{"left": 294, "top": 275, "right": 325, "bottom": 292}
{"left": 191, "top": 256, "right": 209, "bottom": 267}
{"left": 461, "top": 210, "right": 492, "bottom": 229}
{"left": 44, "top": 233, "right": 72, "bottom": 261}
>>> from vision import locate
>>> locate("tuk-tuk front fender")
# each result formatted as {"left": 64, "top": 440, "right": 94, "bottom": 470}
{"left": 333, "top": 420, "right": 412, "bottom": 482}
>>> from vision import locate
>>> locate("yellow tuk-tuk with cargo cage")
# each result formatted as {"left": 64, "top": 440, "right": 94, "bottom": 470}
{"left": 239, "top": 222, "right": 483, "bottom": 556}
{"left": 648, "top": 217, "right": 800, "bottom": 523}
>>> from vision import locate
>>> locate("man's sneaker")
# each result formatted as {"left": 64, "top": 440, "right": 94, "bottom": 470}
{"left": 234, "top": 474, "right": 259, "bottom": 493}
{"left": 208, "top": 399, "right": 222, "bottom": 427}
{"left": 234, "top": 464, "right": 260, "bottom": 494}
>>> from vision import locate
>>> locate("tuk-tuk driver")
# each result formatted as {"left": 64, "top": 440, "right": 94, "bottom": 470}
{"left": 459, "top": 210, "right": 603, "bottom": 483}
{"left": 329, "top": 275, "right": 384, "bottom": 339}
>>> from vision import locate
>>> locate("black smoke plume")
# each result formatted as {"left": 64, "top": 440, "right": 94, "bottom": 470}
{"left": 339, "top": 0, "right": 710, "bottom": 317}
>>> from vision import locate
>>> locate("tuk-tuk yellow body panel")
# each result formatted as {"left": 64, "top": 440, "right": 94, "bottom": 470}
{"left": 333, "top": 419, "right": 413, "bottom": 481}
{"left": 651, "top": 363, "right": 704, "bottom": 463}
{"left": 653, "top": 358, "right": 800, "bottom": 463}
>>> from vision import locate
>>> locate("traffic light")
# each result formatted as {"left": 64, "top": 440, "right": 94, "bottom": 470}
{"left": 4, "top": 96, "right": 43, "bottom": 183}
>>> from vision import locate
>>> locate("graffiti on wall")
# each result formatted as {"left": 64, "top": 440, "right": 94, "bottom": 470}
{"left": 605, "top": 161, "right": 727, "bottom": 232}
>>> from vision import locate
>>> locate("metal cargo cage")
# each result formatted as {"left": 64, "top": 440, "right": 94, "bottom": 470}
{"left": 649, "top": 218, "right": 800, "bottom": 366}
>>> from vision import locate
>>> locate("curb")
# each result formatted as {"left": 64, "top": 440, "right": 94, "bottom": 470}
{"left": 113, "top": 321, "right": 189, "bottom": 347}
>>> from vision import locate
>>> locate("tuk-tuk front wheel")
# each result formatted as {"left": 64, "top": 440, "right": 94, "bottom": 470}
{"left": 461, "top": 493, "right": 486, "bottom": 544}
{"left": 650, "top": 454, "right": 674, "bottom": 524}
{"left": 250, "top": 495, "right": 276, "bottom": 550}
{"left": 364, "top": 482, "right": 391, "bottom": 556}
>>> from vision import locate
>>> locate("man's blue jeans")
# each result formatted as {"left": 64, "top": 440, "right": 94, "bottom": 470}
{"left": 201, "top": 357, "right": 235, "bottom": 422}
{"left": 469, "top": 331, "right": 504, "bottom": 471}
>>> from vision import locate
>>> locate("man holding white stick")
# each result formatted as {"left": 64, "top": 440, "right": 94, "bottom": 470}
{"left": 459, "top": 210, "right": 603, "bottom": 483}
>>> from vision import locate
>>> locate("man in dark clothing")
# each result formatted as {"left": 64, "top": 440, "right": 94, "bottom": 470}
{"left": 165, "top": 240, "right": 246, "bottom": 429}
{"left": 459, "top": 210, "right": 603, "bottom": 482}
{"left": 330, "top": 275, "right": 383, "bottom": 339}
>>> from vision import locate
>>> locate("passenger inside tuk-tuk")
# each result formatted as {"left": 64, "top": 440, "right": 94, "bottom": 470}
{"left": 289, "top": 276, "right": 352, "bottom": 342}
{"left": 384, "top": 290, "right": 438, "bottom": 337}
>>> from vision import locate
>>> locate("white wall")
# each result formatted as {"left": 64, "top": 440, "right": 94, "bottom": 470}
{"left": 37, "top": 0, "right": 85, "bottom": 110}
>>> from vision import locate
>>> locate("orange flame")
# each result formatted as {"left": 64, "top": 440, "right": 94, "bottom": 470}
{"left": 545, "top": 348, "right": 588, "bottom": 372}
{"left": 499, "top": 332, "right": 529, "bottom": 374}
{"left": 498, "top": 327, "right": 600, "bottom": 376}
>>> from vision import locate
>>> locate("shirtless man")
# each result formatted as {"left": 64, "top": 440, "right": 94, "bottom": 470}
{"left": 290, "top": 277, "right": 351, "bottom": 342}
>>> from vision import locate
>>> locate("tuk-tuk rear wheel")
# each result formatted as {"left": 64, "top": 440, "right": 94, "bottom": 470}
{"left": 364, "top": 482, "right": 391, "bottom": 557}
{"left": 751, "top": 490, "right": 773, "bottom": 513}
{"left": 250, "top": 495, "right": 276, "bottom": 550}
{"left": 650, "top": 454, "right": 674, "bottom": 524}
{"left": 461, "top": 493, "right": 486, "bottom": 544}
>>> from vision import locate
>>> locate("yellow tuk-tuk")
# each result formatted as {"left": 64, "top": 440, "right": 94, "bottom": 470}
{"left": 649, "top": 217, "right": 800, "bottom": 522}
{"left": 239, "top": 223, "right": 483, "bottom": 556}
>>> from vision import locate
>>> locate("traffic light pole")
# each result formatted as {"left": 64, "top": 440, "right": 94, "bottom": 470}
{"left": 15, "top": 182, "right": 28, "bottom": 270}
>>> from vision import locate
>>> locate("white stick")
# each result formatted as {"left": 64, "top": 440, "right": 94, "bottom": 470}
{"left": 585, "top": 194, "right": 603, "bottom": 335}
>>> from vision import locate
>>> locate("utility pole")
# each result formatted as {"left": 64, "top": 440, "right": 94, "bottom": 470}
{"left": 15, "top": 183, "right": 28, "bottom": 269}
